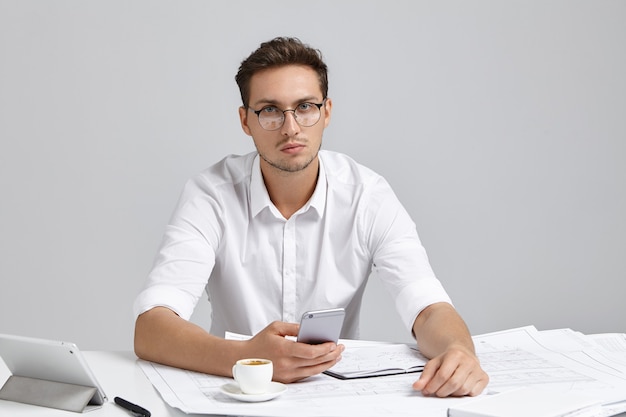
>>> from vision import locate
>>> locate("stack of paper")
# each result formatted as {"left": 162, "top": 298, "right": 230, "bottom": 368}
{"left": 137, "top": 326, "right": 626, "bottom": 417}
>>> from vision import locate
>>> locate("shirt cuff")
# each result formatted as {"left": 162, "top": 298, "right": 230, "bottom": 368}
{"left": 395, "top": 281, "right": 453, "bottom": 335}
{"left": 133, "top": 284, "right": 199, "bottom": 320}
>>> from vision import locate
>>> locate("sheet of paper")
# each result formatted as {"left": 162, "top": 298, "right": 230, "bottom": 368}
{"left": 586, "top": 333, "right": 626, "bottom": 368}
{"left": 447, "top": 387, "right": 603, "bottom": 417}
{"left": 587, "top": 333, "right": 626, "bottom": 353}
{"left": 474, "top": 326, "right": 626, "bottom": 404}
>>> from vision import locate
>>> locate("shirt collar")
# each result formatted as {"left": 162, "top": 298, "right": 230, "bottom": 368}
{"left": 249, "top": 153, "right": 327, "bottom": 219}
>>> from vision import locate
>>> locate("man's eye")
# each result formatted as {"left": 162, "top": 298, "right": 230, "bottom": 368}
{"left": 262, "top": 106, "right": 278, "bottom": 114}
{"left": 298, "top": 103, "right": 312, "bottom": 111}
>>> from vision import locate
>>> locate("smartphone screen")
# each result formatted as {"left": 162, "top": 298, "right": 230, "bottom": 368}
{"left": 296, "top": 308, "right": 345, "bottom": 344}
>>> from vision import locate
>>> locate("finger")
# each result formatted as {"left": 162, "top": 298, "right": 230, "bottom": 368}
{"left": 292, "top": 341, "right": 341, "bottom": 361}
{"left": 273, "top": 345, "right": 344, "bottom": 383}
{"left": 430, "top": 361, "right": 485, "bottom": 397}
{"left": 277, "top": 341, "right": 342, "bottom": 370}
{"left": 420, "top": 357, "right": 461, "bottom": 396}
{"left": 431, "top": 366, "right": 465, "bottom": 397}
{"left": 412, "top": 357, "right": 440, "bottom": 391}
{"left": 266, "top": 321, "right": 299, "bottom": 337}
{"left": 449, "top": 369, "right": 489, "bottom": 397}
{"left": 468, "top": 375, "right": 489, "bottom": 396}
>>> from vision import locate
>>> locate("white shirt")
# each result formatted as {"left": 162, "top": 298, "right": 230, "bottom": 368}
{"left": 133, "top": 150, "right": 451, "bottom": 339}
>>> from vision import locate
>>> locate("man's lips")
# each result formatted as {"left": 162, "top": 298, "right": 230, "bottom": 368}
{"left": 280, "top": 142, "right": 306, "bottom": 154}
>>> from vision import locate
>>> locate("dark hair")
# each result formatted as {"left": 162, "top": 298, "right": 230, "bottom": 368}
{"left": 235, "top": 37, "right": 328, "bottom": 107}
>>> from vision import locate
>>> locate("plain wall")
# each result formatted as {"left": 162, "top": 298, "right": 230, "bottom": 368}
{"left": 1, "top": 0, "right": 624, "bottom": 350}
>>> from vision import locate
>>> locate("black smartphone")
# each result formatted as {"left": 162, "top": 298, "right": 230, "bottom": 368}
{"left": 296, "top": 308, "right": 345, "bottom": 344}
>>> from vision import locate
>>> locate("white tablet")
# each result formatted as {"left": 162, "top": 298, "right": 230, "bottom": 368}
{"left": 0, "top": 333, "right": 107, "bottom": 409}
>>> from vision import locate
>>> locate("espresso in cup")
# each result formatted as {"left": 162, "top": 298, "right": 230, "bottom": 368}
{"left": 241, "top": 359, "right": 268, "bottom": 366}
{"left": 232, "top": 358, "right": 273, "bottom": 394}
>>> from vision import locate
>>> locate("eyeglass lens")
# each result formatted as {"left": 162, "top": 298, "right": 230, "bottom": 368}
{"left": 256, "top": 102, "right": 323, "bottom": 130}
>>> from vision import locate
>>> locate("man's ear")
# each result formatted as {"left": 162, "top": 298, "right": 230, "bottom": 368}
{"left": 323, "top": 98, "right": 333, "bottom": 128}
{"left": 238, "top": 106, "right": 252, "bottom": 136}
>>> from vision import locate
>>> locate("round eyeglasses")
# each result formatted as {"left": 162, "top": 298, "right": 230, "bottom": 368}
{"left": 250, "top": 99, "right": 326, "bottom": 131}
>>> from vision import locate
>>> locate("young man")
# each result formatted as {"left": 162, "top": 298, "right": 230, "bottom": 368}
{"left": 134, "top": 37, "right": 488, "bottom": 397}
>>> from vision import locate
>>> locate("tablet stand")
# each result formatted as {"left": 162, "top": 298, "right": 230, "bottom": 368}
{"left": 0, "top": 375, "right": 98, "bottom": 413}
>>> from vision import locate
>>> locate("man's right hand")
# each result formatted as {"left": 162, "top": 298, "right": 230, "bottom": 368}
{"left": 135, "top": 308, "right": 343, "bottom": 383}
{"left": 244, "top": 321, "right": 344, "bottom": 383}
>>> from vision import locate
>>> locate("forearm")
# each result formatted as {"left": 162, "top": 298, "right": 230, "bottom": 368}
{"left": 412, "top": 302, "right": 476, "bottom": 359}
{"left": 411, "top": 303, "right": 488, "bottom": 396}
{"left": 134, "top": 306, "right": 244, "bottom": 377}
{"left": 134, "top": 307, "right": 344, "bottom": 383}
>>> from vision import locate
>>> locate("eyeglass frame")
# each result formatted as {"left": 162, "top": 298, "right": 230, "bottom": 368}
{"left": 248, "top": 98, "right": 328, "bottom": 131}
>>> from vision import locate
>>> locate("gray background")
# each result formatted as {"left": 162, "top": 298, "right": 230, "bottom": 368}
{"left": 1, "top": 1, "right": 624, "bottom": 351}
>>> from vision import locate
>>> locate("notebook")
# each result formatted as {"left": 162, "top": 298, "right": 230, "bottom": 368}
{"left": 324, "top": 343, "right": 427, "bottom": 379}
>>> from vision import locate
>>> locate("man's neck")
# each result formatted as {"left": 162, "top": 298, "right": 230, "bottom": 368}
{"left": 260, "top": 157, "right": 319, "bottom": 220}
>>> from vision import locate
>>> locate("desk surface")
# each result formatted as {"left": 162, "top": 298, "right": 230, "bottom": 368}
{"left": 2, "top": 350, "right": 626, "bottom": 417}
{"left": 0, "top": 351, "right": 205, "bottom": 416}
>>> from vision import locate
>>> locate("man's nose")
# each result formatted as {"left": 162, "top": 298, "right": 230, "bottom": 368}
{"left": 280, "top": 110, "right": 301, "bottom": 136}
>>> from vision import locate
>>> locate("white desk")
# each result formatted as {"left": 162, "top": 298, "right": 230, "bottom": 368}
{"left": 2, "top": 349, "right": 626, "bottom": 417}
{"left": 0, "top": 351, "right": 209, "bottom": 416}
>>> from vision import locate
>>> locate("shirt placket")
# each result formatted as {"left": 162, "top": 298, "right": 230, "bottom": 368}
{"left": 282, "top": 216, "right": 297, "bottom": 323}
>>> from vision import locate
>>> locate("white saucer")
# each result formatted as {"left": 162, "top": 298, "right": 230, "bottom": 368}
{"left": 220, "top": 381, "right": 287, "bottom": 402}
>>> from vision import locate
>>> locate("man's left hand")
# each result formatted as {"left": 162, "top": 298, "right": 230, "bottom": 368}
{"left": 412, "top": 344, "right": 488, "bottom": 397}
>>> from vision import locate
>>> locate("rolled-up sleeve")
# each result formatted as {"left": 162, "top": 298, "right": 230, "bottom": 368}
{"left": 133, "top": 177, "right": 222, "bottom": 320}
{"left": 361, "top": 177, "right": 452, "bottom": 335}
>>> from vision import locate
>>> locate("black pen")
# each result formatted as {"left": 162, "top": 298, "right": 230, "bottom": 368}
{"left": 114, "top": 396, "right": 151, "bottom": 417}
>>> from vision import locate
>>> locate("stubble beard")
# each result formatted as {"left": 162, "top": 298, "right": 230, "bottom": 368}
{"left": 258, "top": 141, "right": 322, "bottom": 174}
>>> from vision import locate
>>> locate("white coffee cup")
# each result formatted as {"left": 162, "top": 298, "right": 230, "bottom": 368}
{"left": 232, "top": 358, "right": 273, "bottom": 394}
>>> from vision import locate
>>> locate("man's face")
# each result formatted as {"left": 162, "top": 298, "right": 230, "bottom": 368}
{"left": 238, "top": 65, "right": 332, "bottom": 174}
